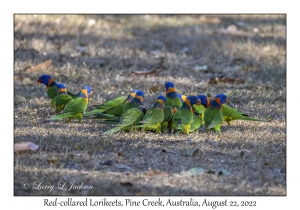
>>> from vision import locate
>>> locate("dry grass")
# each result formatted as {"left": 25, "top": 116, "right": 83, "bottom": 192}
{"left": 14, "top": 14, "right": 286, "bottom": 195}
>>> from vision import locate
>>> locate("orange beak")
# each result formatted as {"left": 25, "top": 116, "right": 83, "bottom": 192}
{"left": 37, "top": 79, "right": 42, "bottom": 83}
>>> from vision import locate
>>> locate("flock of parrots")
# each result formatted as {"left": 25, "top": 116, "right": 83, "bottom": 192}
{"left": 37, "top": 74, "right": 267, "bottom": 135}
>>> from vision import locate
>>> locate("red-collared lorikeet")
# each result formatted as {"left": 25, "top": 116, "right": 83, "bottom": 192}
{"left": 204, "top": 93, "right": 228, "bottom": 134}
{"left": 136, "top": 95, "right": 165, "bottom": 133}
{"left": 172, "top": 95, "right": 201, "bottom": 134}
{"left": 49, "top": 86, "right": 93, "bottom": 123}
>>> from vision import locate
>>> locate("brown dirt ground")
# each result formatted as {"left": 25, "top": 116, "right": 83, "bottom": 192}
{"left": 14, "top": 14, "right": 286, "bottom": 195}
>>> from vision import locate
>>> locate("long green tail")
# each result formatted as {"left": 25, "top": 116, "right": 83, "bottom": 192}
{"left": 135, "top": 123, "right": 157, "bottom": 129}
{"left": 93, "top": 104, "right": 113, "bottom": 109}
{"left": 83, "top": 109, "right": 106, "bottom": 116}
{"left": 91, "top": 113, "right": 120, "bottom": 120}
{"left": 223, "top": 115, "right": 268, "bottom": 126}
{"left": 227, "top": 115, "right": 268, "bottom": 122}
{"left": 240, "top": 116, "right": 268, "bottom": 122}
{"left": 49, "top": 112, "right": 77, "bottom": 120}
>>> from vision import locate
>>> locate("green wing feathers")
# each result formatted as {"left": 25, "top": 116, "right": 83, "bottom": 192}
{"left": 172, "top": 108, "right": 194, "bottom": 134}
{"left": 193, "top": 104, "right": 206, "bottom": 115}
{"left": 166, "top": 97, "right": 182, "bottom": 108}
{"left": 163, "top": 106, "right": 175, "bottom": 122}
{"left": 47, "top": 86, "right": 57, "bottom": 99}
{"left": 54, "top": 94, "right": 73, "bottom": 113}
{"left": 64, "top": 97, "right": 88, "bottom": 113}
{"left": 49, "top": 96, "right": 88, "bottom": 123}
{"left": 204, "top": 108, "right": 223, "bottom": 133}
{"left": 137, "top": 108, "right": 164, "bottom": 133}
{"left": 103, "top": 108, "right": 145, "bottom": 135}
{"left": 189, "top": 114, "right": 202, "bottom": 132}
{"left": 139, "top": 109, "right": 164, "bottom": 124}
{"left": 84, "top": 96, "right": 126, "bottom": 116}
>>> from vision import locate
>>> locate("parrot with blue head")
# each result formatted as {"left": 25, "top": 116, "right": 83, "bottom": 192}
{"left": 49, "top": 86, "right": 93, "bottom": 123}
{"left": 194, "top": 95, "right": 211, "bottom": 114}
{"left": 204, "top": 93, "right": 228, "bottom": 134}
{"left": 96, "top": 90, "right": 145, "bottom": 124}
{"left": 122, "top": 90, "right": 145, "bottom": 113}
{"left": 136, "top": 95, "right": 166, "bottom": 134}
{"left": 165, "top": 82, "right": 182, "bottom": 109}
{"left": 172, "top": 95, "right": 201, "bottom": 134}
{"left": 53, "top": 83, "right": 73, "bottom": 113}
{"left": 37, "top": 74, "right": 76, "bottom": 107}
{"left": 37, "top": 74, "right": 58, "bottom": 108}
{"left": 194, "top": 94, "right": 266, "bottom": 125}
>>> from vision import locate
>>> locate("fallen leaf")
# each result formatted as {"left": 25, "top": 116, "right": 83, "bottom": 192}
{"left": 14, "top": 76, "right": 33, "bottom": 85}
{"left": 193, "top": 65, "right": 208, "bottom": 71}
{"left": 208, "top": 78, "right": 217, "bottom": 84}
{"left": 14, "top": 142, "right": 39, "bottom": 152}
{"left": 218, "top": 25, "right": 247, "bottom": 37}
{"left": 131, "top": 69, "right": 159, "bottom": 76}
{"left": 181, "top": 167, "right": 207, "bottom": 176}
{"left": 120, "top": 182, "right": 133, "bottom": 187}
{"left": 114, "top": 164, "right": 132, "bottom": 170}
{"left": 199, "top": 16, "right": 221, "bottom": 24}
{"left": 148, "top": 85, "right": 165, "bottom": 93}
{"left": 47, "top": 157, "right": 59, "bottom": 164}
{"left": 25, "top": 59, "right": 52, "bottom": 71}
{"left": 208, "top": 77, "right": 245, "bottom": 84}
{"left": 186, "top": 148, "right": 199, "bottom": 156}
{"left": 22, "top": 77, "right": 33, "bottom": 85}
{"left": 144, "top": 170, "right": 168, "bottom": 176}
